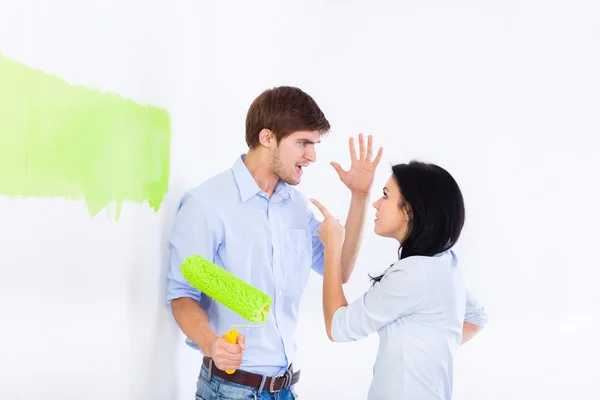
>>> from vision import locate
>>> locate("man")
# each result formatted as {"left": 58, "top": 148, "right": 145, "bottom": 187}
{"left": 166, "top": 86, "right": 381, "bottom": 399}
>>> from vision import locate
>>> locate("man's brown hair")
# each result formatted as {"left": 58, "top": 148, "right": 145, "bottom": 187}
{"left": 245, "top": 86, "right": 331, "bottom": 148}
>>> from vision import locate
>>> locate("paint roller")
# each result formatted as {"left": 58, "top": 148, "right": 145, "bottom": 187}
{"left": 181, "top": 254, "right": 272, "bottom": 374}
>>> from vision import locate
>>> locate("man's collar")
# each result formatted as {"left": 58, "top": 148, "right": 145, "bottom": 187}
{"left": 232, "top": 154, "right": 295, "bottom": 203}
{"left": 274, "top": 179, "right": 295, "bottom": 202}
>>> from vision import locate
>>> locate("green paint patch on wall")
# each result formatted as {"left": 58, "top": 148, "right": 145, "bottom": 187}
{"left": 0, "top": 55, "right": 171, "bottom": 220}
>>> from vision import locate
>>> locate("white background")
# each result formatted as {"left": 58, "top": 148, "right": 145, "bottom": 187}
{"left": 1, "top": 1, "right": 599, "bottom": 399}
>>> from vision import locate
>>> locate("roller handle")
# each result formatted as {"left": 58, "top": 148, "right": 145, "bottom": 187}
{"left": 224, "top": 328, "right": 239, "bottom": 374}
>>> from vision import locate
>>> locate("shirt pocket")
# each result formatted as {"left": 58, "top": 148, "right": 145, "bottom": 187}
{"left": 283, "top": 228, "right": 311, "bottom": 297}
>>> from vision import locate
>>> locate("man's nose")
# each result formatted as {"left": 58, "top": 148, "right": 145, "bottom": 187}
{"left": 305, "top": 146, "right": 316, "bottom": 163}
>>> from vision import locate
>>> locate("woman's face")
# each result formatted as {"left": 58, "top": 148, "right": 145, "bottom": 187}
{"left": 372, "top": 175, "right": 411, "bottom": 243}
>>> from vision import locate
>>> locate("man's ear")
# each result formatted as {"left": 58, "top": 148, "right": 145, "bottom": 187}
{"left": 259, "top": 129, "right": 276, "bottom": 148}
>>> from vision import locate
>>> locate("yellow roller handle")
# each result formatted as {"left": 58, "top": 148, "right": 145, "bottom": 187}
{"left": 224, "top": 328, "right": 239, "bottom": 374}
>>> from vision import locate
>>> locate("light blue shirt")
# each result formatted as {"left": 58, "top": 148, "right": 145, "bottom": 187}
{"left": 166, "top": 154, "right": 324, "bottom": 376}
{"left": 331, "top": 250, "right": 488, "bottom": 400}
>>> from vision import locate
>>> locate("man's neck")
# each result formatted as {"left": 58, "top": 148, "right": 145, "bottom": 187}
{"left": 243, "top": 149, "right": 279, "bottom": 198}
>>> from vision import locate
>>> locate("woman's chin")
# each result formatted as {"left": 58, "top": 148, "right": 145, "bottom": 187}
{"left": 374, "top": 226, "right": 393, "bottom": 239}
{"left": 373, "top": 225, "right": 382, "bottom": 237}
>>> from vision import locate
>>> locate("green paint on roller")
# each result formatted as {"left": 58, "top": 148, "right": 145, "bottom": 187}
{"left": 0, "top": 54, "right": 171, "bottom": 220}
{"left": 182, "top": 255, "right": 272, "bottom": 323}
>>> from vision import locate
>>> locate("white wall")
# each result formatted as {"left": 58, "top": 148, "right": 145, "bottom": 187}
{"left": 0, "top": 0, "right": 189, "bottom": 399}
{"left": 1, "top": 1, "right": 599, "bottom": 399}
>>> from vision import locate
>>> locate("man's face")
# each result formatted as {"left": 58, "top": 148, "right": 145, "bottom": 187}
{"left": 270, "top": 130, "right": 321, "bottom": 185}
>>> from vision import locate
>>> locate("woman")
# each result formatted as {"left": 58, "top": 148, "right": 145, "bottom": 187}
{"left": 310, "top": 160, "right": 487, "bottom": 400}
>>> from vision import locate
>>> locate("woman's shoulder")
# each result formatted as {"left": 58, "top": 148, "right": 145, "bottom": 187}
{"left": 381, "top": 250, "right": 461, "bottom": 295}
{"left": 389, "top": 250, "right": 458, "bottom": 273}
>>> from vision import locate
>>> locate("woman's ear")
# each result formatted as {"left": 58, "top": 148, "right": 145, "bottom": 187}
{"left": 402, "top": 203, "right": 412, "bottom": 222}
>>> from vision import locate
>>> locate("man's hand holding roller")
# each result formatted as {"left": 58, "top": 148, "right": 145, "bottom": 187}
{"left": 210, "top": 333, "right": 247, "bottom": 371}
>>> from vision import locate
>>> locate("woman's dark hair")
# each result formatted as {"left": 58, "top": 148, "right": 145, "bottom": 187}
{"left": 370, "top": 160, "right": 465, "bottom": 284}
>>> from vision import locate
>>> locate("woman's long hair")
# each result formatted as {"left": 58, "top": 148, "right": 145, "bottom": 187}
{"left": 370, "top": 161, "right": 465, "bottom": 284}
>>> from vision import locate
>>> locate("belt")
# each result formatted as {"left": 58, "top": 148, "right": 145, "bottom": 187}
{"left": 202, "top": 356, "right": 300, "bottom": 393}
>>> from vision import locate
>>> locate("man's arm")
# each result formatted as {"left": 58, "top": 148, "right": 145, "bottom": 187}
{"left": 340, "top": 193, "right": 369, "bottom": 283}
{"left": 166, "top": 193, "right": 245, "bottom": 371}
{"left": 171, "top": 297, "right": 246, "bottom": 369}
{"left": 171, "top": 297, "right": 218, "bottom": 355}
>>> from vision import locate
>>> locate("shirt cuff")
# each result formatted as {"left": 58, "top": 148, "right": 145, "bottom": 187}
{"left": 166, "top": 286, "right": 202, "bottom": 305}
{"left": 331, "top": 305, "right": 352, "bottom": 342}
{"left": 465, "top": 310, "right": 488, "bottom": 327}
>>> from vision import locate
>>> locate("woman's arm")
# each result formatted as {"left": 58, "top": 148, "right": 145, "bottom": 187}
{"left": 465, "top": 289, "right": 488, "bottom": 327}
{"left": 329, "top": 262, "right": 423, "bottom": 342}
{"left": 461, "top": 321, "right": 483, "bottom": 345}
{"left": 310, "top": 198, "right": 423, "bottom": 343}
{"left": 322, "top": 246, "right": 348, "bottom": 341}
{"left": 339, "top": 193, "right": 369, "bottom": 283}
{"left": 309, "top": 198, "right": 350, "bottom": 340}
{"left": 461, "top": 290, "right": 487, "bottom": 344}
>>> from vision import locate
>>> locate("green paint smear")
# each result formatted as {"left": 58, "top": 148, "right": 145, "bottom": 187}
{"left": 0, "top": 55, "right": 171, "bottom": 220}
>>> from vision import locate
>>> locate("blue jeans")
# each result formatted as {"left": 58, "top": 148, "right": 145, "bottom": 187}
{"left": 195, "top": 364, "right": 299, "bottom": 400}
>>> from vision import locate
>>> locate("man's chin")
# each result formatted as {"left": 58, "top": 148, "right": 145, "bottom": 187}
{"left": 284, "top": 179, "right": 300, "bottom": 186}
{"left": 280, "top": 175, "right": 300, "bottom": 186}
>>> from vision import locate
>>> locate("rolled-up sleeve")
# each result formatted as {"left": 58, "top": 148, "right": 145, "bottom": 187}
{"left": 166, "top": 192, "right": 221, "bottom": 305}
{"left": 465, "top": 289, "right": 488, "bottom": 327}
{"left": 331, "top": 263, "right": 424, "bottom": 342}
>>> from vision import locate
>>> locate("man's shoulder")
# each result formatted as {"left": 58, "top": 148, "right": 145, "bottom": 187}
{"left": 181, "top": 168, "right": 236, "bottom": 207}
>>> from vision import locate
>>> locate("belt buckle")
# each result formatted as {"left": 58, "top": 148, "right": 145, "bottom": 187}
{"left": 269, "top": 370, "right": 290, "bottom": 393}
